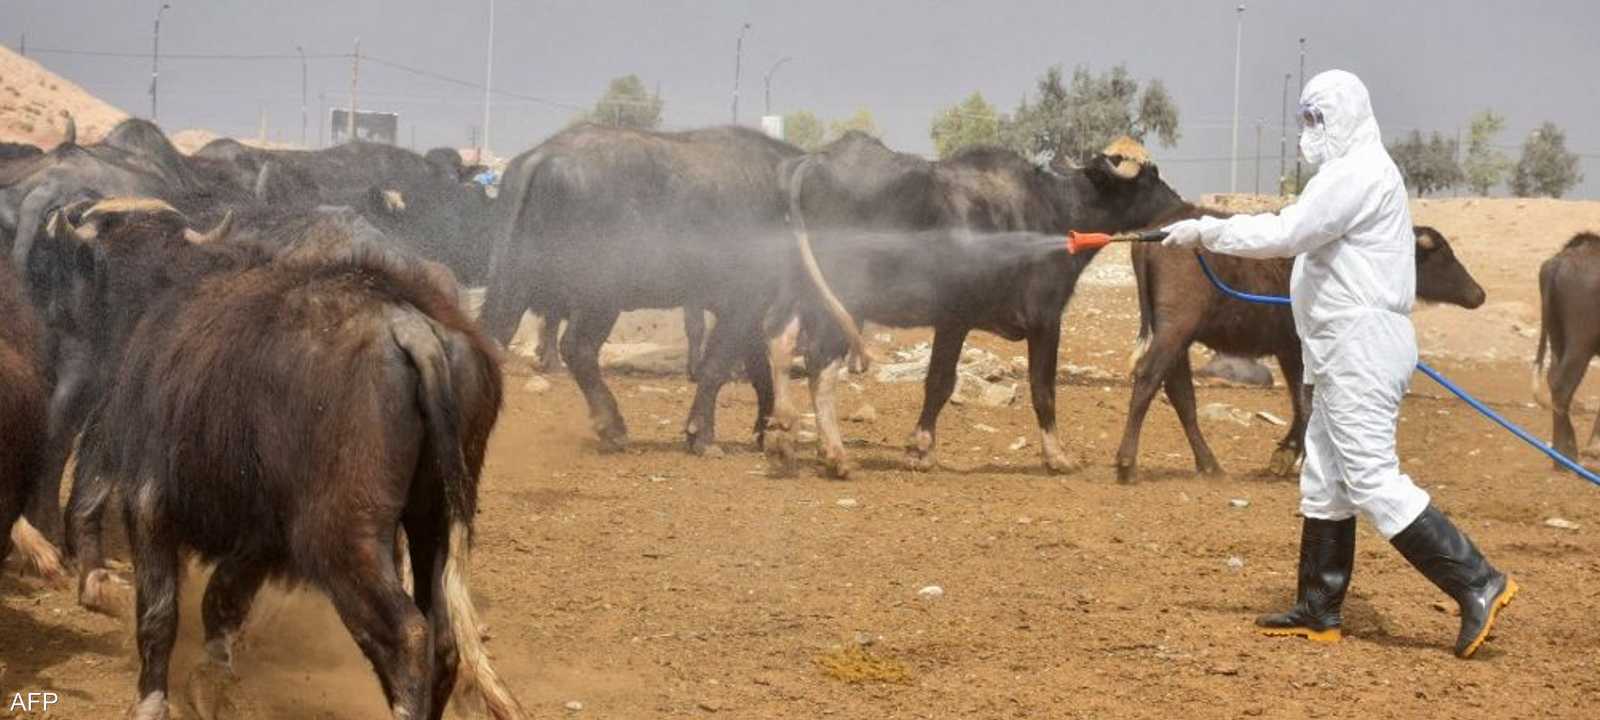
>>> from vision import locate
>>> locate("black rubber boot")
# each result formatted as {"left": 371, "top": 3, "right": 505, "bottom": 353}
{"left": 1257, "top": 517, "right": 1356, "bottom": 642}
{"left": 1390, "top": 505, "right": 1519, "bottom": 658}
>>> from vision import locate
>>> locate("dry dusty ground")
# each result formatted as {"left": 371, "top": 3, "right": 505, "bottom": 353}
{"left": 4, "top": 198, "right": 1600, "bottom": 719}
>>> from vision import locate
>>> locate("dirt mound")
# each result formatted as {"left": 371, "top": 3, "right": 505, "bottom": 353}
{"left": 0, "top": 45, "right": 127, "bottom": 148}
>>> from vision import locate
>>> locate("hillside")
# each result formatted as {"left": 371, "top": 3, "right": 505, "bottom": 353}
{"left": 0, "top": 45, "right": 127, "bottom": 147}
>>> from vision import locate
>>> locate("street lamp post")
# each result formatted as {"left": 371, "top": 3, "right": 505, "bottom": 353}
{"left": 764, "top": 56, "right": 791, "bottom": 116}
{"left": 297, "top": 45, "right": 308, "bottom": 147}
{"left": 1229, "top": 3, "right": 1245, "bottom": 193}
{"left": 1295, "top": 37, "right": 1306, "bottom": 190}
{"left": 1280, "top": 72, "right": 1290, "bottom": 194}
{"left": 731, "top": 22, "right": 751, "bottom": 124}
{"left": 481, "top": 0, "right": 495, "bottom": 163}
{"left": 150, "top": 3, "right": 170, "bottom": 123}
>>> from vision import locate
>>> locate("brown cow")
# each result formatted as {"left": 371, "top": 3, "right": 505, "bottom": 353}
{"left": 1115, "top": 224, "right": 1487, "bottom": 483}
{"left": 32, "top": 200, "right": 525, "bottom": 720}
{"left": 0, "top": 259, "right": 57, "bottom": 580}
{"left": 1533, "top": 231, "right": 1600, "bottom": 463}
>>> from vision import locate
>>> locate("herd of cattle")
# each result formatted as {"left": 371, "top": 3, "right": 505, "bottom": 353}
{"left": 0, "top": 114, "right": 1595, "bottom": 719}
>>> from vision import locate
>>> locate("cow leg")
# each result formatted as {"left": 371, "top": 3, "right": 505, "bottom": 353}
{"left": 809, "top": 353, "right": 851, "bottom": 479}
{"left": 763, "top": 316, "right": 802, "bottom": 475}
{"left": 1585, "top": 403, "right": 1600, "bottom": 460}
{"left": 126, "top": 492, "right": 181, "bottom": 720}
{"left": 907, "top": 325, "right": 970, "bottom": 472}
{"left": 685, "top": 306, "right": 762, "bottom": 457}
{"left": 561, "top": 307, "right": 627, "bottom": 451}
{"left": 745, "top": 331, "right": 775, "bottom": 449}
{"left": 402, "top": 514, "right": 457, "bottom": 720}
{"left": 67, "top": 459, "right": 128, "bottom": 616}
{"left": 323, "top": 529, "right": 432, "bottom": 719}
{"left": 1114, "top": 334, "right": 1193, "bottom": 483}
{"left": 1024, "top": 320, "right": 1079, "bottom": 474}
{"left": 1269, "top": 351, "right": 1310, "bottom": 477}
{"left": 1163, "top": 351, "right": 1224, "bottom": 477}
{"left": 183, "top": 559, "right": 268, "bottom": 720}
{"left": 1547, "top": 343, "right": 1590, "bottom": 463}
{"left": 25, "top": 351, "right": 97, "bottom": 546}
{"left": 535, "top": 311, "right": 563, "bottom": 373}
{"left": 684, "top": 305, "right": 708, "bottom": 381}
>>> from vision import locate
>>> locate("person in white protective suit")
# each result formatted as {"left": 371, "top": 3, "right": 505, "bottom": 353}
{"left": 1162, "top": 70, "right": 1517, "bottom": 658}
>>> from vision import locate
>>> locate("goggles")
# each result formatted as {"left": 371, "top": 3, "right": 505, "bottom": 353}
{"left": 1299, "top": 103, "right": 1325, "bottom": 130}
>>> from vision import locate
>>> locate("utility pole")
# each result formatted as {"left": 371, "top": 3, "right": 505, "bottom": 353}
{"left": 1279, "top": 72, "right": 1289, "bottom": 194}
{"left": 481, "top": 0, "right": 495, "bottom": 163}
{"left": 150, "top": 3, "right": 171, "bottom": 123}
{"left": 318, "top": 91, "right": 326, "bottom": 148}
{"left": 297, "top": 45, "right": 308, "bottom": 147}
{"left": 1229, "top": 4, "right": 1245, "bottom": 193}
{"left": 19, "top": 33, "right": 25, "bottom": 57}
{"left": 731, "top": 22, "right": 751, "bottom": 124}
{"left": 348, "top": 37, "right": 360, "bottom": 143}
{"left": 764, "top": 56, "right": 791, "bottom": 116}
{"left": 1254, "top": 118, "right": 1263, "bottom": 194}
{"left": 1295, "top": 37, "right": 1306, "bottom": 190}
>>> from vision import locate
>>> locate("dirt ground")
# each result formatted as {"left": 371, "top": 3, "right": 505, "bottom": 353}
{"left": 4, "top": 198, "right": 1600, "bottom": 719}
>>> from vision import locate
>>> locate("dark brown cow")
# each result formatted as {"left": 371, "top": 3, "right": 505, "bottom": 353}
{"left": 0, "top": 260, "right": 56, "bottom": 579}
{"left": 32, "top": 200, "right": 525, "bottom": 720}
{"left": 1533, "top": 231, "right": 1600, "bottom": 463}
{"left": 1115, "top": 223, "right": 1487, "bottom": 483}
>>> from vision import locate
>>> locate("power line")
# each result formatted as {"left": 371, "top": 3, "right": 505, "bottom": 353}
{"left": 28, "top": 46, "right": 348, "bottom": 60}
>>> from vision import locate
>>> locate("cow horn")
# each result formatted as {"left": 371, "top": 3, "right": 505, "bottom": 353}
{"left": 254, "top": 161, "right": 275, "bottom": 201}
{"left": 184, "top": 210, "right": 235, "bottom": 244}
{"left": 381, "top": 189, "right": 406, "bottom": 212}
{"left": 61, "top": 112, "right": 77, "bottom": 146}
{"left": 46, "top": 209, "right": 96, "bottom": 242}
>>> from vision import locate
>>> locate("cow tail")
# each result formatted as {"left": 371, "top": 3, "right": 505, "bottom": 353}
{"left": 392, "top": 315, "right": 528, "bottom": 720}
{"left": 787, "top": 157, "right": 871, "bottom": 368}
{"left": 1532, "top": 262, "right": 1554, "bottom": 409}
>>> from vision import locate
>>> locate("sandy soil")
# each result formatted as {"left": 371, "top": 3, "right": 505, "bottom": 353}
{"left": 0, "top": 46, "right": 127, "bottom": 148}
{"left": 5, "top": 199, "right": 1600, "bottom": 719}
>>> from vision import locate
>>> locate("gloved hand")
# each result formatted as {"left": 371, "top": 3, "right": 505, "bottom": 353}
{"left": 1161, "top": 216, "right": 1226, "bottom": 249}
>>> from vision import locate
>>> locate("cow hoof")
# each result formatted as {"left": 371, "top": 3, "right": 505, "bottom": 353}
{"left": 81, "top": 568, "right": 131, "bottom": 617}
{"left": 127, "top": 692, "right": 170, "bottom": 720}
{"left": 182, "top": 661, "right": 239, "bottom": 720}
{"left": 695, "top": 443, "right": 725, "bottom": 459}
{"left": 10, "top": 518, "right": 66, "bottom": 583}
{"left": 1582, "top": 443, "right": 1600, "bottom": 460}
{"left": 907, "top": 450, "right": 938, "bottom": 472}
{"left": 1115, "top": 464, "right": 1138, "bottom": 484}
{"left": 1042, "top": 450, "right": 1082, "bottom": 475}
{"left": 823, "top": 454, "right": 854, "bottom": 480}
{"left": 1198, "top": 462, "right": 1226, "bottom": 479}
{"left": 1267, "top": 447, "right": 1301, "bottom": 477}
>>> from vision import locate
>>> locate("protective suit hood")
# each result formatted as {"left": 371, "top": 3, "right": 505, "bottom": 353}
{"left": 1300, "top": 70, "right": 1383, "bottom": 165}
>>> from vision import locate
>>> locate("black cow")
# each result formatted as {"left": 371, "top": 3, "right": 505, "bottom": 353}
{"left": 766, "top": 137, "right": 1188, "bottom": 477}
{"left": 198, "top": 140, "right": 496, "bottom": 284}
{"left": 482, "top": 124, "right": 802, "bottom": 454}
{"left": 1533, "top": 231, "right": 1600, "bottom": 463}
{"left": 32, "top": 201, "right": 526, "bottom": 720}
{"left": 1115, "top": 223, "right": 1487, "bottom": 483}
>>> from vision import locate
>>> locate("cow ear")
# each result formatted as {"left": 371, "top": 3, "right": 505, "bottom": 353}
{"left": 1414, "top": 227, "right": 1439, "bottom": 251}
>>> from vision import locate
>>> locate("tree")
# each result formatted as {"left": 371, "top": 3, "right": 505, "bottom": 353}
{"left": 783, "top": 110, "right": 825, "bottom": 151}
{"left": 1389, "top": 129, "right": 1463, "bottom": 196}
{"left": 587, "top": 74, "right": 663, "bottom": 130}
{"left": 1510, "top": 122, "right": 1583, "bottom": 198}
{"left": 930, "top": 92, "right": 1001, "bottom": 159}
{"left": 1463, "top": 110, "right": 1510, "bottom": 195}
{"left": 827, "top": 108, "right": 880, "bottom": 142}
{"left": 998, "top": 64, "right": 1180, "bottom": 166}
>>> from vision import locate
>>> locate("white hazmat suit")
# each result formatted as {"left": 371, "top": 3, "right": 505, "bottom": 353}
{"left": 1163, "top": 70, "right": 1429, "bottom": 538}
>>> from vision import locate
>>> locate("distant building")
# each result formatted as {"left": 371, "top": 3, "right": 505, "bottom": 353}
{"left": 329, "top": 109, "right": 399, "bottom": 145}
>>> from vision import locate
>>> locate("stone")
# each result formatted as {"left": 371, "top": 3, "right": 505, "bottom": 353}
{"left": 917, "top": 585, "right": 945, "bottom": 600}
{"left": 1255, "top": 411, "right": 1288, "bottom": 427}
{"left": 848, "top": 404, "right": 877, "bottom": 423}
{"left": 1544, "top": 517, "right": 1580, "bottom": 531}
{"left": 1008, "top": 436, "right": 1029, "bottom": 451}
{"left": 522, "top": 375, "right": 552, "bottom": 393}
{"left": 1228, "top": 498, "right": 1251, "bottom": 509}
{"left": 1195, "top": 354, "right": 1274, "bottom": 388}
{"left": 836, "top": 498, "right": 859, "bottom": 508}
{"left": 565, "top": 701, "right": 584, "bottom": 712}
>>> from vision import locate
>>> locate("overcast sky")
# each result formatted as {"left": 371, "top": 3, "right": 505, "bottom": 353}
{"left": 7, "top": 0, "right": 1597, "bottom": 198}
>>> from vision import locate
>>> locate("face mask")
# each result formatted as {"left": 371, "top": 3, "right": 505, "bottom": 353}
{"left": 1300, "top": 125, "right": 1331, "bottom": 166}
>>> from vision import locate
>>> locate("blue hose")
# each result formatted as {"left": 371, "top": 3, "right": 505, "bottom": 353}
{"left": 1193, "top": 252, "right": 1600, "bottom": 487}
